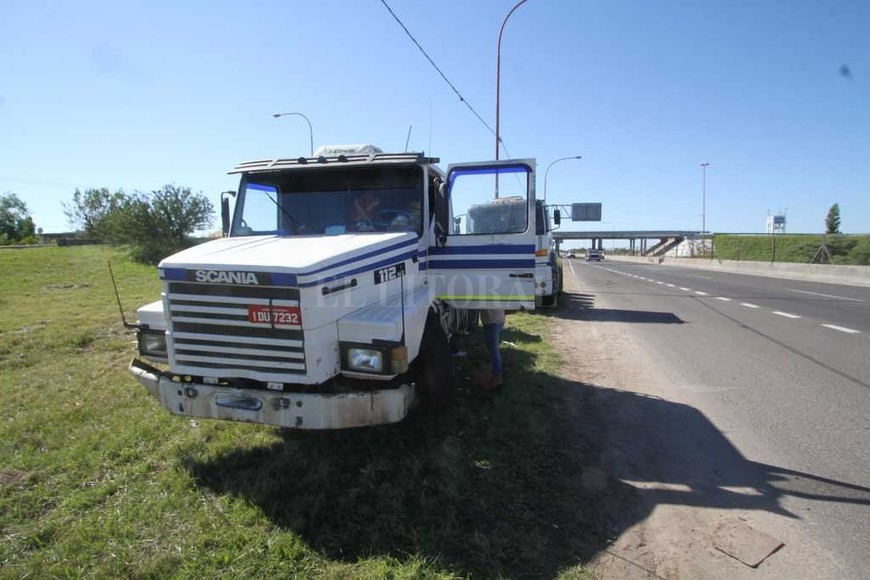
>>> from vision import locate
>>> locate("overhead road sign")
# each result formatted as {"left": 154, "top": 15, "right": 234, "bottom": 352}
{"left": 572, "top": 203, "right": 602, "bottom": 222}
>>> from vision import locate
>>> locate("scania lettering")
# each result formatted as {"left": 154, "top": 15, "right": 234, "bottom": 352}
{"left": 194, "top": 270, "right": 260, "bottom": 285}
{"left": 128, "top": 144, "right": 538, "bottom": 429}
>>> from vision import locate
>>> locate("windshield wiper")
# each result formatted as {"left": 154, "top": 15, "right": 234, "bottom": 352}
{"left": 265, "top": 193, "right": 302, "bottom": 234}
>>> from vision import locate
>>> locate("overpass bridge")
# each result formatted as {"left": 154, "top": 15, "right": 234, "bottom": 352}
{"left": 553, "top": 230, "right": 703, "bottom": 256}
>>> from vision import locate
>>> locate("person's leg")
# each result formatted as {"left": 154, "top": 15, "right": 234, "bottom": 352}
{"left": 481, "top": 323, "right": 497, "bottom": 387}
{"left": 490, "top": 322, "right": 503, "bottom": 385}
{"left": 483, "top": 323, "right": 495, "bottom": 360}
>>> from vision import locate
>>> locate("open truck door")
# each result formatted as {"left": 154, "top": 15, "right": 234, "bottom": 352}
{"left": 428, "top": 159, "right": 537, "bottom": 310}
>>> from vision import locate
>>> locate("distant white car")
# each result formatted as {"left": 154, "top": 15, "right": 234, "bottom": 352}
{"left": 586, "top": 249, "right": 602, "bottom": 262}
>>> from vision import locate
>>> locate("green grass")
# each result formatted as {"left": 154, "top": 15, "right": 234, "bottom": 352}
{"left": 0, "top": 246, "right": 598, "bottom": 578}
{"left": 713, "top": 234, "right": 870, "bottom": 265}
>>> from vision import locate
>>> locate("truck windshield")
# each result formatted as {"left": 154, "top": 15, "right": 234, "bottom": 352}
{"left": 233, "top": 165, "right": 423, "bottom": 236}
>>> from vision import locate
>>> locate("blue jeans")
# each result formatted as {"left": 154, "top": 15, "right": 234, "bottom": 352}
{"left": 483, "top": 322, "right": 504, "bottom": 376}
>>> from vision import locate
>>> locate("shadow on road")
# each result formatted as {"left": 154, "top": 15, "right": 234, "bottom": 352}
{"left": 182, "top": 293, "right": 868, "bottom": 578}
{"left": 547, "top": 292, "right": 686, "bottom": 324}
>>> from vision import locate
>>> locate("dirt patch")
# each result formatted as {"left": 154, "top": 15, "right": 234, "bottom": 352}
{"left": 44, "top": 283, "right": 91, "bottom": 291}
{"left": 6, "top": 321, "right": 48, "bottom": 335}
{"left": 0, "top": 469, "right": 31, "bottom": 488}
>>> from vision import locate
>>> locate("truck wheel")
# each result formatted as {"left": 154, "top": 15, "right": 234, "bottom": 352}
{"left": 415, "top": 317, "right": 455, "bottom": 412}
{"left": 557, "top": 265, "right": 564, "bottom": 294}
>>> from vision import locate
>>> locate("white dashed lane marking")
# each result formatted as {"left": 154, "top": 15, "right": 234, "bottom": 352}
{"left": 605, "top": 268, "right": 863, "bottom": 337}
{"left": 773, "top": 311, "right": 801, "bottom": 319}
{"left": 821, "top": 324, "right": 862, "bottom": 334}
{"left": 788, "top": 289, "right": 864, "bottom": 303}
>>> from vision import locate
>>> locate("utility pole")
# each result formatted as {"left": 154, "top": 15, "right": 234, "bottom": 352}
{"left": 494, "top": 0, "right": 531, "bottom": 198}
{"left": 700, "top": 162, "right": 710, "bottom": 257}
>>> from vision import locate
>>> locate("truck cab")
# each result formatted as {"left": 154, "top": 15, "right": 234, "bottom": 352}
{"left": 129, "top": 145, "right": 537, "bottom": 429}
{"left": 461, "top": 197, "right": 561, "bottom": 307}
{"left": 534, "top": 200, "right": 562, "bottom": 306}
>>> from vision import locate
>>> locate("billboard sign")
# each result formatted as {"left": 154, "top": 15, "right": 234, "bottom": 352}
{"left": 571, "top": 203, "right": 602, "bottom": 222}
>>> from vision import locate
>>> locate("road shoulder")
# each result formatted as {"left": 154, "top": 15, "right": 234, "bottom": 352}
{"left": 551, "top": 262, "right": 839, "bottom": 579}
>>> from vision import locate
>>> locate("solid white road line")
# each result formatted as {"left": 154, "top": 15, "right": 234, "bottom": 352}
{"left": 788, "top": 289, "right": 864, "bottom": 303}
{"left": 741, "top": 303, "right": 760, "bottom": 309}
{"left": 773, "top": 311, "right": 801, "bottom": 319}
{"left": 821, "top": 324, "right": 862, "bottom": 334}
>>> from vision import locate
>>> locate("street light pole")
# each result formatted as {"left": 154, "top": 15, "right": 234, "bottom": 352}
{"left": 273, "top": 112, "right": 314, "bottom": 157}
{"left": 543, "top": 155, "right": 582, "bottom": 202}
{"left": 495, "top": 0, "right": 530, "bottom": 162}
{"left": 700, "top": 162, "right": 710, "bottom": 257}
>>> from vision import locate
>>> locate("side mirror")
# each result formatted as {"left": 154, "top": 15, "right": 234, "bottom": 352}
{"left": 220, "top": 190, "right": 236, "bottom": 237}
{"left": 553, "top": 209, "right": 561, "bottom": 226}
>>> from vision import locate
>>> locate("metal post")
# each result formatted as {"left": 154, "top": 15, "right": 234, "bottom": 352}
{"left": 543, "top": 155, "right": 582, "bottom": 203}
{"left": 496, "top": 0, "right": 530, "bottom": 163}
{"left": 273, "top": 112, "right": 314, "bottom": 157}
{"left": 700, "top": 162, "right": 710, "bottom": 257}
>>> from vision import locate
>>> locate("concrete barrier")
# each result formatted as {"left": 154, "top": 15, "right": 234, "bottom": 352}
{"left": 608, "top": 255, "right": 870, "bottom": 288}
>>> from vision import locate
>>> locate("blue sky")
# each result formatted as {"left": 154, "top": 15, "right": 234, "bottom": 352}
{"left": 1, "top": 0, "right": 867, "bottom": 235}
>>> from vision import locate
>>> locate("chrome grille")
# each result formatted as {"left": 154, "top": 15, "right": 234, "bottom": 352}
{"left": 166, "top": 282, "right": 305, "bottom": 376}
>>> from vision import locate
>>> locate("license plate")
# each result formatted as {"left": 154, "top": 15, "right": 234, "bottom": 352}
{"left": 247, "top": 305, "right": 302, "bottom": 326}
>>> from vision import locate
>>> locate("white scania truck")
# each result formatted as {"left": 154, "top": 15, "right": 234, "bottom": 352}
{"left": 465, "top": 197, "right": 562, "bottom": 307}
{"left": 129, "top": 145, "right": 538, "bottom": 429}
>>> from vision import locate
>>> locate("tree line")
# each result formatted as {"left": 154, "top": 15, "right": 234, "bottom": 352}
{"left": 0, "top": 193, "right": 37, "bottom": 245}
{"left": 63, "top": 185, "right": 214, "bottom": 263}
{"left": 0, "top": 186, "right": 213, "bottom": 264}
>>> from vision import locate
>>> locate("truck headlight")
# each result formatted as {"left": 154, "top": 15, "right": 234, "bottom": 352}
{"left": 347, "top": 348, "right": 384, "bottom": 373}
{"left": 138, "top": 329, "right": 167, "bottom": 360}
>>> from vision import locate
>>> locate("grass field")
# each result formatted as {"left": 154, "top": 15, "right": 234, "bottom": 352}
{"left": 0, "top": 246, "right": 599, "bottom": 578}
{"left": 713, "top": 234, "right": 870, "bottom": 265}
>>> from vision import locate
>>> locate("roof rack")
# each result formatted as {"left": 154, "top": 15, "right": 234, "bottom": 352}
{"left": 229, "top": 152, "right": 440, "bottom": 174}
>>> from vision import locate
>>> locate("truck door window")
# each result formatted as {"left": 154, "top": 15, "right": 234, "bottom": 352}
{"left": 236, "top": 182, "right": 282, "bottom": 234}
{"left": 449, "top": 166, "right": 529, "bottom": 235}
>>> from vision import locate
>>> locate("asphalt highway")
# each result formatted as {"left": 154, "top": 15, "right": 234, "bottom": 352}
{"left": 564, "top": 258, "right": 870, "bottom": 578}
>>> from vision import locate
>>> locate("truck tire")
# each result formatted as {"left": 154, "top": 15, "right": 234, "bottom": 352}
{"left": 414, "top": 316, "right": 455, "bottom": 412}
{"left": 541, "top": 292, "right": 557, "bottom": 308}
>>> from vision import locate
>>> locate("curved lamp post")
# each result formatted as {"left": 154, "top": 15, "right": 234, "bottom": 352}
{"left": 273, "top": 112, "right": 314, "bottom": 157}
{"left": 543, "top": 155, "right": 582, "bottom": 202}
{"left": 495, "top": 0, "right": 531, "bottom": 161}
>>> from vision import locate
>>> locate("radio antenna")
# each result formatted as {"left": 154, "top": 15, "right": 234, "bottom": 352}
{"left": 404, "top": 125, "right": 413, "bottom": 152}
{"left": 108, "top": 261, "right": 144, "bottom": 330}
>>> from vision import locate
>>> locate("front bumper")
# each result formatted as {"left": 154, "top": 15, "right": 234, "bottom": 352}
{"left": 129, "top": 358, "right": 414, "bottom": 430}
